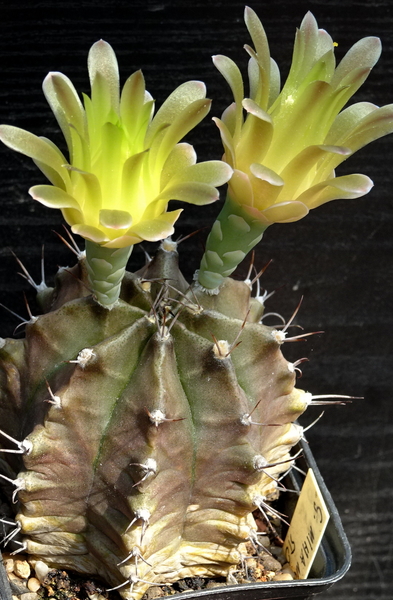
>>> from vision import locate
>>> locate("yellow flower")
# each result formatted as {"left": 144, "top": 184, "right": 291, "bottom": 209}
{"left": 197, "top": 8, "right": 393, "bottom": 290}
{"left": 214, "top": 8, "right": 393, "bottom": 224}
{"left": 0, "top": 40, "right": 231, "bottom": 249}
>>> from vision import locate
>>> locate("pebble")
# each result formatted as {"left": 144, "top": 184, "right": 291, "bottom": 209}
{"left": 272, "top": 572, "right": 294, "bottom": 581}
{"left": 205, "top": 581, "right": 225, "bottom": 589}
{"left": 281, "top": 563, "right": 296, "bottom": 576}
{"left": 143, "top": 587, "right": 166, "bottom": 599}
{"left": 244, "top": 557, "right": 258, "bottom": 570}
{"left": 27, "top": 578, "right": 41, "bottom": 593}
{"left": 20, "top": 593, "right": 39, "bottom": 600}
{"left": 32, "top": 560, "right": 50, "bottom": 582}
{"left": 259, "top": 554, "right": 282, "bottom": 572}
{"left": 8, "top": 573, "right": 30, "bottom": 595}
{"left": 258, "top": 535, "right": 271, "bottom": 548}
{"left": 3, "top": 555, "right": 14, "bottom": 573}
{"left": 270, "top": 545, "right": 285, "bottom": 559}
{"left": 14, "top": 560, "right": 31, "bottom": 580}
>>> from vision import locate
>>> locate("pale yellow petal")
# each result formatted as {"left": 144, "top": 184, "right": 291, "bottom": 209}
{"left": 130, "top": 210, "right": 182, "bottom": 241}
{"left": 99, "top": 209, "right": 133, "bottom": 230}
{"left": 228, "top": 169, "right": 254, "bottom": 207}
{"left": 296, "top": 173, "right": 373, "bottom": 208}
{"left": 261, "top": 201, "right": 309, "bottom": 223}
{"left": 212, "top": 117, "right": 236, "bottom": 167}
{"left": 102, "top": 234, "right": 142, "bottom": 248}
{"left": 168, "top": 160, "right": 232, "bottom": 186}
{"left": 29, "top": 185, "right": 81, "bottom": 210}
{"left": 157, "top": 182, "right": 220, "bottom": 205}
{"left": 250, "top": 163, "right": 284, "bottom": 186}
{"left": 279, "top": 144, "right": 351, "bottom": 199}
{"left": 71, "top": 223, "right": 109, "bottom": 243}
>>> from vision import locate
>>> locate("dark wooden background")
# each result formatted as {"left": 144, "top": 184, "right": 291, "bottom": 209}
{"left": 0, "top": 1, "right": 392, "bottom": 598}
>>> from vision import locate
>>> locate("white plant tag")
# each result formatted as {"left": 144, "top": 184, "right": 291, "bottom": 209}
{"left": 283, "top": 468, "right": 330, "bottom": 579}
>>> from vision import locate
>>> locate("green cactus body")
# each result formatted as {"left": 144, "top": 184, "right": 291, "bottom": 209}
{"left": 0, "top": 242, "right": 309, "bottom": 599}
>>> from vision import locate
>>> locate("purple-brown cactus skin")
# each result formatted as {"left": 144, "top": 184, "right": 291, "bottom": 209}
{"left": 0, "top": 241, "right": 310, "bottom": 599}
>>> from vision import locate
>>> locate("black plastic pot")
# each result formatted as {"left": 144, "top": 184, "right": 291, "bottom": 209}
{"left": 0, "top": 438, "right": 350, "bottom": 600}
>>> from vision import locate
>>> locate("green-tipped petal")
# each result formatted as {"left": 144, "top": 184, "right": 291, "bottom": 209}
{"left": 213, "top": 55, "right": 244, "bottom": 138}
{"left": 247, "top": 56, "right": 260, "bottom": 104}
{"left": 120, "top": 70, "right": 147, "bottom": 141}
{"left": 244, "top": 6, "right": 270, "bottom": 108}
{"left": 88, "top": 40, "right": 120, "bottom": 114}
{"left": 145, "top": 80, "right": 206, "bottom": 146}
{"left": 43, "top": 72, "right": 86, "bottom": 154}
{"left": 329, "top": 104, "right": 393, "bottom": 152}
{"left": 32, "top": 159, "right": 68, "bottom": 190}
{"left": 0, "top": 125, "right": 70, "bottom": 188}
{"left": 268, "top": 58, "right": 281, "bottom": 107}
{"left": 325, "top": 102, "right": 379, "bottom": 144}
{"left": 280, "top": 144, "right": 351, "bottom": 199}
{"left": 161, "top": 143, "right": 197, "bottom": 188}
{"left": 155, "top": 98, "right": 211, "bottom": 168}
{"left": 286, "top": 12, "right": 320, "bottom": 90}
{"left": 331, "top": 37, "right": 381, "bottom": 90}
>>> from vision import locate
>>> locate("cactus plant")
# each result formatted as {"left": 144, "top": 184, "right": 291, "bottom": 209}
{"left": 1, "top": 8, "right": 392, "bottom": 600}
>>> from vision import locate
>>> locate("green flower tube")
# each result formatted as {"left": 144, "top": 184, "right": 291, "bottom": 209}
{"left": 197, "top": 194, "right": 268, "bottom": 289}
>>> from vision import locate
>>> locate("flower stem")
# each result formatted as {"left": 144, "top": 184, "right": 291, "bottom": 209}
{"left": 197, "top": 194, "right": 269, "bottom": 290}
{"left": 85, "top": 241, "right": 133, "bottom": 308}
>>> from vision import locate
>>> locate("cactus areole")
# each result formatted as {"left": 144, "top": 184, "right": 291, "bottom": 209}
{"left": 1, "top": 7, "right": 393, "bottom": 600}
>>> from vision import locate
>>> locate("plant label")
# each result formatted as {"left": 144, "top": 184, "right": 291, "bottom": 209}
{"left": 283, "top": 468, "right": 330, "bottom": 579}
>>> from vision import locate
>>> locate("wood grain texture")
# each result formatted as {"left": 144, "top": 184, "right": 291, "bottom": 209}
{"left": 0, "top": 1, "right": 392, "bottom": 598}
